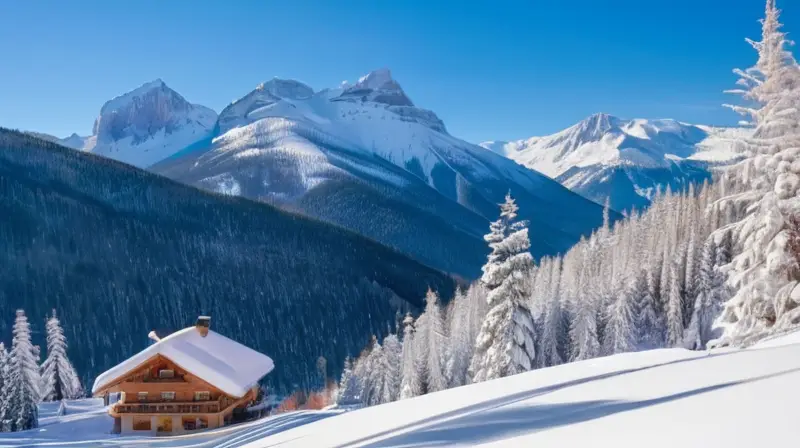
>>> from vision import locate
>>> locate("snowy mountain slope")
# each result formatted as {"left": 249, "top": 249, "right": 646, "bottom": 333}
{"left": 217, "top": 78, "right": 314, "bottom": 134}
{"left": 242, "top": 331, "right": 800, "bottom": 447}
{"left": 84, "top": 79, "right": 217, "bottom": 168}
{"left": 7, "top": 333, "right": 798, "bottom": 447}
{"left": 482, "top": 114, "right": 750, "bottom": 212}
{"left": 154, "top": 70, "right": 614, "bottom": 277}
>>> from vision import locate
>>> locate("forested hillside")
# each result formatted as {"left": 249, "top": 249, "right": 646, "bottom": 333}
{"left": 0, "top": 129, "right": 456, "bottom": 394}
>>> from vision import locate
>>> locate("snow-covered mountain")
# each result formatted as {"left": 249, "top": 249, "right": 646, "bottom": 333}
{"left": 154, "top": 69, "right": 614, "bottom": 278}
{"left": 482, "top": 114, "right": 750, "bottom": 212}
{"left": 25, "top": 131, "right": 93, "bottom": 150}
{"left": 80, "top": 79, "right": 217, "bottom": 168}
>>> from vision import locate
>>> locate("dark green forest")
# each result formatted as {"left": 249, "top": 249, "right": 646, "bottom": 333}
{"left": 0, "top": 129, "right": 456, "bottom": 394}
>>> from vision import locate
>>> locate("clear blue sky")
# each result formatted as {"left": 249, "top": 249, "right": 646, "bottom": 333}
{"left": 0, "top": 0, "right": 797, "bottom": 143}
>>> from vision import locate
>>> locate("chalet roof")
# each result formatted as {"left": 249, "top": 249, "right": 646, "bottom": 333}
{"left": 91, "top": 327, "right": 274, "bottom": 398}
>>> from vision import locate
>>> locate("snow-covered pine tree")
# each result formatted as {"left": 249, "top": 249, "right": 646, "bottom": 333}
{"left": 444, "top": 289, "right": 471, "bottom": 387}
{"left": 361, "top": 336, "right": 384, "bottom": 407}
{"left": 469, "top": 193, "right": 537, "bottom": 382}
{"left": 712, "top": 0, "right": 800, "bottom": 347}
{"left": 0, "top": 343, "right": 8, "bottom": 431}
{"left": 4, "top": 310, "right": 41, "bottom": 431}
{"left": 419, "top": 289, "right": 447, "bottom": 393}
{"left": 411, "top": 312, "right": 430, "bottom": 394}
{"left": 40, "top": 310, "right": 83, "bottom": 401}
{"left": 464, "top": 283, "right": 489, "bottom": 361}
{"left": 685, "top": 239, "right": 721, "bottom": 350}
{"left": 537, "top": 258, "right": 564, "bottom": 368}
{"left": 399, "top": 314, "right": 422, "bottom": 399}
{"left": 683, "top": 204, "right": 700, "bottom": 324}
{"left": 381, "top": 333, "right": 402, "bottom": 404}
{"left": 336, "top": 357, "right": 360, "bottom": 405}
{"left": 603, "top": 272, "right": 639, "bottom": 355}
{"left": 666, "top": 252, "right": 686, "bottom": 347}
{"left": 569, "top": 248, "right": 601, "bottom": 361}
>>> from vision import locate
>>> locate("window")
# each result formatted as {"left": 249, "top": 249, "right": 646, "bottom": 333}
{"left": 161, "top": 391, "right": 176, "bottom": 401}
{"left": 137, "top": 392, "right": 148, "bottom": 402}
{"left": 132, "top": 416, "right": 151, "bottom": 431}
{"left": 194, "top": 391, "right": 210, "bottom": 401}
{"left": 182, "top": 417, "right": 196, "bottom": 431}
{"left": 158, "top": 369, "right": 175, "bottom": 379}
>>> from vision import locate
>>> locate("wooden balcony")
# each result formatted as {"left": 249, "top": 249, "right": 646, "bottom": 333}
{"left": 113, "top": 399, "right": 222, "bottom": 415}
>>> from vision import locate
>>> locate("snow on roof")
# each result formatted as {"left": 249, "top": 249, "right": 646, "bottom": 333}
{"left": 91, "top": 327, "right": 274, "bottom": 398}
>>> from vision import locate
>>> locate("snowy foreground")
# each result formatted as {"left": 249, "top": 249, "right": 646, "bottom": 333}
{"left": 4, "top": 333, "right": 800, "bottom": 447}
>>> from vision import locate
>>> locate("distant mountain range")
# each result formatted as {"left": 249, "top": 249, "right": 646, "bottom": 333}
{"left": 0, "top": 128, "right": 455, "bottom": 394}
{"left": 482, "top": 113, "right": 749, "bottom": 212}
{"left": 41, "top": 70, "right": 614, "bottom": 278}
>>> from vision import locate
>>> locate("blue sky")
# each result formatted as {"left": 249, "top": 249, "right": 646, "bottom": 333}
{"left": 0, "top": 0, "right": 797, "bottom": 143}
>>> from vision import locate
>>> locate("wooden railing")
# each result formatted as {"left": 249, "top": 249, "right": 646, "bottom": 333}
{"left": 113, "top": 399, "right": 221, "bottom": 415}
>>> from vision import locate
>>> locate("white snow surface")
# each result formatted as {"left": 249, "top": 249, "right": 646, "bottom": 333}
{"left": 0, "top": 399, "right": 341, "bottom": 447}
{"left": 5, "top": 331, "right": 800, "bottom": 447}
{"left": 91, "top": 327, "right": 274, "bottom": 399}
{"left": 241, "top": 330, "right": 800, "bottom": 447}
{"left": 481, "top": 114, "right": 750, "bottom": 179}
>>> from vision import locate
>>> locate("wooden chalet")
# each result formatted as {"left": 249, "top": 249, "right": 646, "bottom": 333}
{"left": 91, "top": 316, "right": 274, "bottom": 435}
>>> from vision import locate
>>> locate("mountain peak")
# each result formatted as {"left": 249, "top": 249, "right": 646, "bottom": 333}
{"left": 354, "top": 68, "right": 397, "bottom": 91}
{"left": 99, "top": 79, "right": 174, "bottom": 116}
{"left": 579, "top": 112, "right": 620, "bottom": 131}
{"left": 253, "top": 78, "right": 314, "bottom": 99}
{"left": 340, "top": 68, "right": 414, "bottom": 106}
{"left": 90, "top": 79, "right": 217, "bottom": 167}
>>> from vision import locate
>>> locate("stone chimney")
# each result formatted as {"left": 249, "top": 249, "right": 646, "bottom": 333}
{"left": 196, "top": 316, "right": 211, "bottom": 337}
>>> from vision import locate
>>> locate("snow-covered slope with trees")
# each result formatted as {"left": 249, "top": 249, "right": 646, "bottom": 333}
{"left": 482, "top": 114, "right": 750, "bottom": 212}
{"left": 83, "top": 79, "right": 217, "bottom": 168}
{"left": 244, "top": 332, "right": 800, "bottom": 448}
{"left": 154, "top": 70, "right": 614, "bottom": 277}
{"left": 2, "top": 333, "right": 798, "bottom": 447}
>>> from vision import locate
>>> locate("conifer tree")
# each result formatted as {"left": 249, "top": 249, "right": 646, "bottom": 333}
{"left": 604, "top": 273, "right": 640, "bottom": 354}
{"left": 470, "top": 193, "right": 537, "bottom": 382}
{"left": 713, "top": 0, "right": 800, "bottom": 346}
{"left": 444, "top": 289, "right": 471, "bottom": 387}
{"left": 569, "top": 250, "right": 601, "bottom": 361}
{"left": 381, "top": 334, "right": 402, "bottom": 404}
{"left": 336, "top": 357, "right": 360, "bottom": 405}
{"left": 666, "top": 258, "right": 685, "bottom": 347}
{"left": 40, "top": 310, "right": 83, "bottom": 401}
{"left": 537, "top": 267, "right": 564, "bottom": 367}
{"left": 360, "top": 336, "right": 383, "bottom": 407}
{"left": 399, "top": 314, "right": 422, "bottom": 399}
{"left": 0, "top": 343, "right": 8, "bottom": 431}
{"left": 5, "top": 310, "right": 40, "bottom": 431}
{"left": 419, "top": 289, "right": 447, "bottom": 393}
